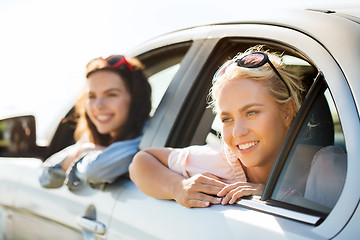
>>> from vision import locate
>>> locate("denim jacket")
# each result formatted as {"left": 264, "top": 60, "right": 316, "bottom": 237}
{"left": 39, "top": 135, "right": 142, "bottom": 189}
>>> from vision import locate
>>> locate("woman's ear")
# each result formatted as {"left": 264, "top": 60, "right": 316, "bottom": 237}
{"left": 283, "top": 99, "right": 295, "bottom": 127}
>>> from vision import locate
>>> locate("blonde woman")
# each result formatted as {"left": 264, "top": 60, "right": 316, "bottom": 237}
{"left": 129, "top": 46, "right": 305, "bottom": 208}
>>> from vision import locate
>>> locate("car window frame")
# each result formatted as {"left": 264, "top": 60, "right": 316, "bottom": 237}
{"left": 139, "top": 38, "right": 220, "bottom": 148}
{"left": 193, "top": 26, "right": 359, "bottom": 238}
{"left": 262, "top": 72, "right": 330, "bottom": 221}
{"left": 181, "top": 37, "right": 328, "bottom": 225}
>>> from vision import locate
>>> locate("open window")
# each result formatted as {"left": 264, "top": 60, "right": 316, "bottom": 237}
{"left": 262, "top": 74, "right": 347, "bottom": 223}
{"left": 137, "top": 42, "right": 192, "bottom": 116}
{"left": 188, "top": 38, "right": 317, "bottom": 146}
{"left": 185, "top": 38, "right": 347, "bottom": 224}
{"left": 45, "top": 42, "right": 192, "bottom": 159}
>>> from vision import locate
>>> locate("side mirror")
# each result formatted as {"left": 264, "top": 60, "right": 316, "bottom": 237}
{"left": 0, "top": 115, "right": 37, "bottom": 157}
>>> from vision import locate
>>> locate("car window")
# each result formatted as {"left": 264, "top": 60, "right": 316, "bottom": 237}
{"left": 169, "top": 39, "right": 319, "bottom": 148}
{"left": 162, "top": 38, "right": 347, "bottom": 219}
{"left": 186, "top": 39, "right": 347, "bottom": 222}
{"left": 269, "top": 78, "right": 347, "bottom": 216}
{"left": 148, "top": 63, "right": 180, "bottom": 116}
{"left": 138, "top": 42, "right": 191, "bottom": 116}
{"left": 204, "top": 43, "right": 315, "bottom": 146}
{"left": 44, "top": 43, "right": 191, "bottom": 159}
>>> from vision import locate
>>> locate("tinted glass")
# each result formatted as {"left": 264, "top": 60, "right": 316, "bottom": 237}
{"left": 271, "top": 88, "right": 347, "bottom": 214}
{"left": 139, "top": 42, "right": 191, "bottom": 117}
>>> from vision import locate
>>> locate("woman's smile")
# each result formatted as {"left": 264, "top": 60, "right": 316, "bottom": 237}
{"left": 95, "top": 114, "right": 114, "bottom": 123}
{"left": 237, "top": 141, "right": 259, "bottom": 152}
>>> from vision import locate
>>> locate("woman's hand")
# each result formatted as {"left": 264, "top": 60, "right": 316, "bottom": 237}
{"left": 173, "top": 173, "right": 227, "bottom": 208}
{"left": 130, "top": 149, "right": 227, "bottom": 208}
{"left": 217, "top": 182, "right": 265, "bottom": 205}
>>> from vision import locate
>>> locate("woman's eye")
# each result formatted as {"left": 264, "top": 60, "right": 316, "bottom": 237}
{"left": 221, "top": 118, "right": 232, "bottom": 123}
{"left": 88, "top": 94, "right": 96, "bottom": 99}
{"left": 107, "top": 92, "right": 119, "bottom": 97}
{"left": 246, "top": 111, "right": 257, "bottom": 117}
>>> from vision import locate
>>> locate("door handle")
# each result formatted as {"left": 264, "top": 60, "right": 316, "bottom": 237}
{"left": 76, "top": 216, "right": 106, "bottom": 235}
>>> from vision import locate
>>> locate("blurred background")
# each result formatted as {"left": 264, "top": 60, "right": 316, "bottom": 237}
{"left": 1, "top": 0, "right": 358, "bottom": 144}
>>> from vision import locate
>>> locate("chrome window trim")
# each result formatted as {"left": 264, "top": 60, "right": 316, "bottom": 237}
{"left": 236, "top": 197, "right": 321, "bottom": 225}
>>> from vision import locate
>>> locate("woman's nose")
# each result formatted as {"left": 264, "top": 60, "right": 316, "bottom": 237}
{"left": 233, "top": 118, "right": 249, "bottom": 137}
{"left": 93, "top": 97, "right": 105, "bottom": 108}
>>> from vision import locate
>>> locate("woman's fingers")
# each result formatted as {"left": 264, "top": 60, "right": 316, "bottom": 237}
{"left": 220, "top": 185, "right": 248, "bottom": 205}
{"left": 217, "top": 182, "right": 247, "bottom": 197}
{"left": 173, "top": 175, "right": 266, "bottom": 208}
{"left": 180, "top": 192, "right": 222, "bottom": 208}
{"left": 175, "top": 173, "right": 226, "bottom": 208}
{"left": 217, "top": 182, "right": 265, "bottom": 205}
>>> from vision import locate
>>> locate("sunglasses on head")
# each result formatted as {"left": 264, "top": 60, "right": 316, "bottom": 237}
{"left": 103, "top": 55, "right": 134, "bottom": 72}
{"left": 214, "top": 52, "right": 291, "bottom": 97}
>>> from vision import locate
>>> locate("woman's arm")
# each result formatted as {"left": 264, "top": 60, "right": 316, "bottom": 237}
{"left": 129, "top": 148, "right": 226, "bottom": 208}
{"left": 75, "top": 137, "right": 140, "bottom": 185}
{"left": 60, "top": 142, "right": 105, "bottom": 170}
{"left": 39, "top": 144, "right": 78, "bottom": 188}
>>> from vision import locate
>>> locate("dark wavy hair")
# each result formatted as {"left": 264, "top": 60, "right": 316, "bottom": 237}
{"left": 74, "top": 55, "right": 151, "bottom": 146}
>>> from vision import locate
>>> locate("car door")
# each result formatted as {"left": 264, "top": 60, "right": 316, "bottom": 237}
{"left": 106, "top": 15, "right": 360, "bottom": 239}
{"left": 10, "top": 160, "right": 120, "bottom": 240}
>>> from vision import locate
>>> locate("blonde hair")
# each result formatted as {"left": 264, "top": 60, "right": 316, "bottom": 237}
{"left": 209, "top": 45, "right": 305, "bottom": 114}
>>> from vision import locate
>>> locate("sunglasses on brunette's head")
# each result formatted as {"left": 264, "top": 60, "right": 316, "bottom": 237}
{"left": 103, "top": 55, "right": 134, "bottom": 72}
{"left": 86, "top": 55, "right": 134, "bottom": 78}
{"left": 214, "top": 52, "right": 291, "bottom": 97}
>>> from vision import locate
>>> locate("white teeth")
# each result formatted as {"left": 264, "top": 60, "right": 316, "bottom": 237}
{"left": 238, "top": 141, "right": 258, "bottom": 150}
{"left": 97, "top": 115, "right": 111, "bottom": 121}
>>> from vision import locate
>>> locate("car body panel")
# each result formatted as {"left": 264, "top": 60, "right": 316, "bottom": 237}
{"left": 106, "top": 180, "right": 324, "bottom": 240}
{"left": 0, "top": 158, "right": 123, "bottom": 240}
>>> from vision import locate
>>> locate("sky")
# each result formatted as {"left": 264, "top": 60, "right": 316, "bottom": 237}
{"left": 1, "top": 0, "right": 359, "bottom": 144}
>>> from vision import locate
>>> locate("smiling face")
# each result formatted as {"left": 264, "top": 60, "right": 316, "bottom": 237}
{"left": 85, "top": 70, "right": 131, "bottom": 138}
{"left": 217, "top": 78, "right": 294, "bottom": 178}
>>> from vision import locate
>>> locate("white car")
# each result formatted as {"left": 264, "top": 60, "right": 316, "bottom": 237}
{"left": 1, "top": 7, "right": 359, "bottom": 239}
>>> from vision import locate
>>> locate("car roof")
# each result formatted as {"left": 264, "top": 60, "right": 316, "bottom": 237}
{"left": 129, "top": 8, "right": 360, "bottom": 52}
{"left": 127, "top": 7, "right": 360, "bottom": 115}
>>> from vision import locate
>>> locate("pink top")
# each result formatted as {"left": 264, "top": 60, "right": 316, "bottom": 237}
{"left": 168, "top": 144, "right": 246, "bottom": 184}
